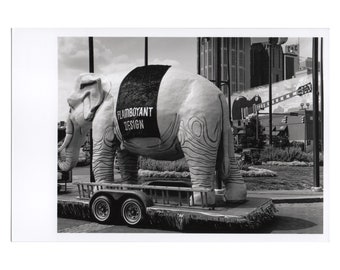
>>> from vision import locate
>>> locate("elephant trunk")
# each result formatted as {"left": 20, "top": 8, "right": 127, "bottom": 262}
{"left": 58, "top": 117, "right": 83, "bottom": 172}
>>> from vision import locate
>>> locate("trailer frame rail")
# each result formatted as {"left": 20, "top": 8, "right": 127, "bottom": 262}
{"left": 74, "top": 182, "right": 215, "bottom": 208}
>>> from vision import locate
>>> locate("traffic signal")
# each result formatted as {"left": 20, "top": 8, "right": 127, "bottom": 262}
{"left": 281, "top": 115, "right": 288, "bottom": 124}
{"left": 301, "top": 116, "right": 305, "bottom": 124}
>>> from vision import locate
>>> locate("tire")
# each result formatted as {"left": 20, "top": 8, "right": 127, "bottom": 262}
{"left": 91, "top": 195, "right": 114, "bottom": 224}
{"left": 121, "top": 198, "right": 145, "bottom": 227}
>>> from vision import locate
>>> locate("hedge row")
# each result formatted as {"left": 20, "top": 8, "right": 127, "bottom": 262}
{"left": 138, "top": 146, "right": 323, "bottom": 172}
{"left": 259, "top": 146, "right": 323, "bottom": 163}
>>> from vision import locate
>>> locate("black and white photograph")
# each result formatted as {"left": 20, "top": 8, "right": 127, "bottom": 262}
{"left": 6, "top": 0, "right": 340, "bottom": 268}
{"left": 6, "top": 0, "right": 340, "bottom": 269}
{"left": 53, "top": 35, "right": 325, "bottom": 234}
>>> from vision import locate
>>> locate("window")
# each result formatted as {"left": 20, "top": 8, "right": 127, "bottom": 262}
{"left": 278, "top": 51, "right": 281, "bottom": 68}
{"left": 231, "top": 38, "right": 236, "bottom": 49}
{"left": 200, "top": 49, "right": 205, "bottom": 74}
{"left": 231, "top": 68, "right": 236, "bottom": 81}
{"left": 231, "top": 51, "right": 237, "bottom": 66}
{"left": 239, "top": 52, "right": 244, "bottom": 66}
{"left": 239, "top": 68, "right": 244, "bottom": 82}
{"left": 231, "top": 83, "right": 236, "bottom": 93}
{"left": 208, "top": 52, "right": 213, "bottom": 65}
{"left": 223, "top": 49, "right": 228, "bottom": 65}
{"left": 208, "top": 66, "right": 213, "bottom": 80}
{"left": 238, "top": 38, "right": 244, "bottom": 50}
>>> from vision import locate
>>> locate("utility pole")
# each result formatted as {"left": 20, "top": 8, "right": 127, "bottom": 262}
{"left": 312, "top": 37, "right": 321, "bottom": 190}
{"left": 268, "top": 42, "right": 273, "bottom": 145}
{"left": 215, "top": 38, "right": 222, "bottom": 90}
{"left": 89, "top": 37, "right": 95, "bottom": 182}
{"left": 145, "top": 37, "right": 148, "bottom": 66}
{"left": 226, "top": 38, "right": 232, "bottom": 124}
{"left": 320, "top": 38, "right": 324, "bottom": 153}
{"left": 215, "top": 37, "right": 222, "bottom": 189}
{"left": 197, "top": 38, "right": 201, "bottom": 74}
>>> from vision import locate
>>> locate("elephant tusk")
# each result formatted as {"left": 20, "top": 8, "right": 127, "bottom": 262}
{"left": 58, "top": 133, "right": 73, "bottom": 153}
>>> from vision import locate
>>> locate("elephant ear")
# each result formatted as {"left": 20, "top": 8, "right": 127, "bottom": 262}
{"left": 81, "top": 78, "right": 105, "bottom": 121}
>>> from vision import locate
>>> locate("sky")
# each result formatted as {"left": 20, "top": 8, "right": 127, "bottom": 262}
{"left": 58, "top": 37, "right": 312, "bottom": 122}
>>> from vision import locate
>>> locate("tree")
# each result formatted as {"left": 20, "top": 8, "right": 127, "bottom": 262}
{"left": 239, "top": 115, "right": 266, "bottom": 149}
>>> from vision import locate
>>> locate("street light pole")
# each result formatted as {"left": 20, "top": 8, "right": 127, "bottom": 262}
{"left": 268, "top": 43, "right": 273, "bottom": 145}
{"left": 215, "top": 38, "right": 222, "bottom": 90}
{"left": 320, "top": 38, "right": 324, "bottom": 153}
{"left": 312, "top": 37, "right": 320, "bottom": 189}
{"left": 215, "top": 37, "right": 222, "bottom": 189}
{"left": 226, "top": 38, "right": 232, "bottom": 124}
{"left": 89, "top": 37, "right": 95, "bottom": 183}
{"left": 197, "top": 38, "right": 201, "bottom": 74}
{"left": 145, "top": 37, "right": 148, "bottom": 66}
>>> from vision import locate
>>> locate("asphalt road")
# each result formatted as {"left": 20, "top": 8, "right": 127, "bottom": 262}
{"left": 58, "top": 202, "right": 323, "bottom": 234}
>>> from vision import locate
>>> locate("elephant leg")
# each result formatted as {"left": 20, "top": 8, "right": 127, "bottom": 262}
{"left": 223, "top": 156, "right": 247, "bottom": 202}
{"left": 92, "top": 126, "right": 116, "bottom": 183}
{"left": 219, "top": 119, "right": 247, "bottom": 202}
{"left": 116, "top": 148, "right": 138, "bottom": 184}
{"left": 177, "top": 116, "right": 220, "bottom": 205}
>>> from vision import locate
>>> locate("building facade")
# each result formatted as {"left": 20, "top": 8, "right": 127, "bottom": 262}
{"left": 284, "top": 53, "right": 299, "bottom": 79}
{"left": 250, "top": 42, "right": 285, "bottom": 87}
{"left": 283, "top": 44, "right": 299, "bottom": 80}
{"left": 197, "top": 37, "right": 251, "bottom": 96}
{"left": 198, "top": 37, "right": 287, "bottom": 95}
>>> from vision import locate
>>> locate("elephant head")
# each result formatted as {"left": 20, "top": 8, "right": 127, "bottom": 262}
{"left": 58, "top": 73, "right": 111, "bottom": 171}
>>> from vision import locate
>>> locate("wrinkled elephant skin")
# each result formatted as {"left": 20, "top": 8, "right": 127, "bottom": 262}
{"left": 58, "top": 67, "right": 247, "bottom": 203}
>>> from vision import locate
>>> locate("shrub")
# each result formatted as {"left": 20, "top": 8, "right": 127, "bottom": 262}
{"left": 290, "top": 141, "right": 305, "bottom": 151}
{"left": 139, "top": 157, "right": 189, "bottom": 172}
{"left": 239, "top": 115, "right": 266, "bottom": 149}
{"left": 259, "top": 146, "right": 314, "bottom": 162}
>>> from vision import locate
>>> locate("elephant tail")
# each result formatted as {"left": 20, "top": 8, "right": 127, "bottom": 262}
{"left": 216, "top": 93, "right": 243, "bottom": 187}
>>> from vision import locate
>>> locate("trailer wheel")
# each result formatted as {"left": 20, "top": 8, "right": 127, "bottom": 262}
{"left": 91, "top": 195, "right": 114, "bottom": 224}
{"left": 121, "top": 198, "right": 145, "bottom": 226}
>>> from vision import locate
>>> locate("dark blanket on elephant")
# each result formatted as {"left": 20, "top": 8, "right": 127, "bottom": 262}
{"left": 116, "top": 65, "right": 171, "bottom": 140}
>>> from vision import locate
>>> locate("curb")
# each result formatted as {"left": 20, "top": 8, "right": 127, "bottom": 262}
{"left": 271, "top": 196, "right": 323, "bottom": 204}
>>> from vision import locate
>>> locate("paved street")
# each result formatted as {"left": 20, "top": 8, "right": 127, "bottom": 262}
{"left": 58, "top": 202, "right": 323, "bottom": 234}
{"left": 258, "top": 202, "right": 323, "bottom": 233}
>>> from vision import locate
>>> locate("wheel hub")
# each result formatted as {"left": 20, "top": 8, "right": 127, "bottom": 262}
{"left": 126, "top": 204, "right": 140, "bottom": 221}
{"left": 94, "top": 200, "right": 110, "bottom": 220}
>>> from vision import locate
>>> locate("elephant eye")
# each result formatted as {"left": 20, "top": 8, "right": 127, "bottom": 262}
{"left": 80, "top": 80, "right": 97, "bottom": 89}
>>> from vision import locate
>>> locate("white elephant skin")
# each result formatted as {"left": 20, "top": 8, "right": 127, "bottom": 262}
{"left": 58, "top": 67, "right": 247, "bottom": 204}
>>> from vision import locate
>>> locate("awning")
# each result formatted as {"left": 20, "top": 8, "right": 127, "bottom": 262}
{"left": 263, "top": 126, "right": 277, "bottom": 135}
{"left": 263, "top": 130, "right": 280, "bottom": 136}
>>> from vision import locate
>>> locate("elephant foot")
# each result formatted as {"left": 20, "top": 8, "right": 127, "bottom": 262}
{"left": 190, "top": 191, "right": 215, "bottom": 207}
{"left": 224, "top": 182, "right": 247, "bottom": 203}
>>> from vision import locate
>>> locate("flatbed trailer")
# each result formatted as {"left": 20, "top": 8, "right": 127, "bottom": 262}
{"left": 57, "top": 181, "right": 277, "bottom": 232}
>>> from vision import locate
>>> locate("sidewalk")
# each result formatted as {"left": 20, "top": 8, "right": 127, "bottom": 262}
{"left": 248, "top": 190, "right": 323, "bottom": 203}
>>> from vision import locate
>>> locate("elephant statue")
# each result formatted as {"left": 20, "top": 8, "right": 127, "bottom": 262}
{"left": 58, "top": 65, "right": 247, "bottom": 204}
